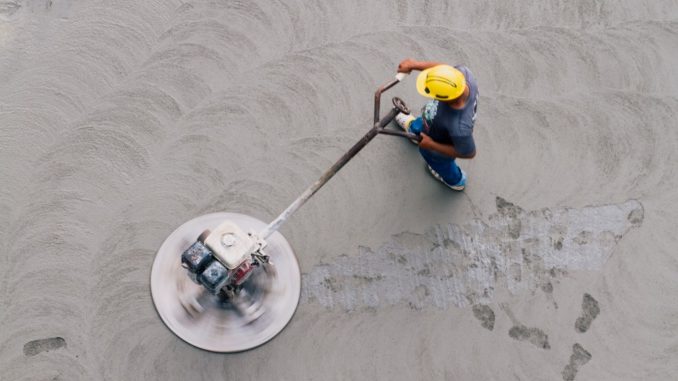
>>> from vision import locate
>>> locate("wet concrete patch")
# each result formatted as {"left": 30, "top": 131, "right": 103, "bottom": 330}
{"left": 472, "top": 304, "right": 495, "bottom": 331}
{"left": 508, "top": 324, "right": 550, "bottom": 349}
{"left": 575, "top": 293, "right": 600, "bottom": 333}
{"left": 302, "top": 199, "right": 643, "bottom": 310}
{"left": 562, "top": 343, "right": 592, "bottom": 381}
{"left": 23, "top": 337, "right": 66, "bottom": 357}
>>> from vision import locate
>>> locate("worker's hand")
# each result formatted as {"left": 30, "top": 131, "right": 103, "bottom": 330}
{"left": 418, "top": 133, "right": 435, "bottom": 150}
{"left": 398, "top": 58, "right": 418, "bottom": 74}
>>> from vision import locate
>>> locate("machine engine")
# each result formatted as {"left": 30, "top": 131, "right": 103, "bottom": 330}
{"left": 180, "top": 221, "right": 266, "bottom": 294}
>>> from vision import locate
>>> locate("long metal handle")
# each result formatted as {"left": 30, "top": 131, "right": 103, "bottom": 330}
{"left": 259, "top": 107, "right": 400, "bottom": 239}
{"left": 378, "top": 129, "right": 422, "bottom": 142}
{"left": 260, "top": 73, "right": 408, "bottom": 239}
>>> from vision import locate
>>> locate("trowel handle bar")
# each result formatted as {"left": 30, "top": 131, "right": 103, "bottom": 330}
{"left": 378, "top": 129, "right": 422, "bottom": 142}
{"left": 259, "top": 74, "right": 407, "bottom": 239}
{"left": 259, "top": 107, "right": 400, "bottom": 239}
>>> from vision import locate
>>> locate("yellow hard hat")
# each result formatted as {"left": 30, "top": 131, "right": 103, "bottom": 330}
{"left": 416, "top": 65, "right": 466, "bottom": 101}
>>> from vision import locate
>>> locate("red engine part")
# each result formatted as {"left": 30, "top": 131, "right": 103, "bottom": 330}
{"left": 231, "top": 260, "right": 255, "bottom": 286}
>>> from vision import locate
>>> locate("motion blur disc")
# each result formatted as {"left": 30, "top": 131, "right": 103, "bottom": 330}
{"left": 150, "top": 213, "right": 301, "bottom": 352}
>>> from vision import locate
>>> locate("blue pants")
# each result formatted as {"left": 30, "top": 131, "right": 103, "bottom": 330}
{"left": 419, "top": 148, "right": 463, "bottom": 185}
{"left": 410, "top": 116, "right": 463, "bottom": 185}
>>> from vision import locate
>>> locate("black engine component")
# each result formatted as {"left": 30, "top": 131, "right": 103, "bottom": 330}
{"left": 180, "top": 239, "right": 232, "bottom": 294}
{"left": 181, "top": 241, "right": 213, "bottom": 274}
{"left": 198, "top": 260, "right": 230, "bottom": 293}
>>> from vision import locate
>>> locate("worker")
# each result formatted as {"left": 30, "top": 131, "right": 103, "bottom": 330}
{"left": 395, "top": 59, "right": 478, "bottom": 191}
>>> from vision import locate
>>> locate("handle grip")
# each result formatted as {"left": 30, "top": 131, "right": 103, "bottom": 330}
{"left": 395, "top": 72, "right": 409, "bottom": 82}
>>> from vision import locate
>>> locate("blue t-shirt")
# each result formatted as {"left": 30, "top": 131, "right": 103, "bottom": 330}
{"left": 421, "top": 66, "right": 478, "bottom": 156}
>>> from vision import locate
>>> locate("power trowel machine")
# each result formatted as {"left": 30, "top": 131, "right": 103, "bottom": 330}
{"left": 150, "top": 72, "right": 418, "bottom": 352}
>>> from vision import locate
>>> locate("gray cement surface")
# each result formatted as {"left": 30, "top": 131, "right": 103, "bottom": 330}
{"left": 1, "top": 0, "right": 677, "bottom": 380}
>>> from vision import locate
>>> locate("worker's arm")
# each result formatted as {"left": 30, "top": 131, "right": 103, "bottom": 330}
{"left": 419, "top": 133, "right": 476, "bottom": 159}
{"left": 398, "top": 58, "right": 444, "bottom": 73}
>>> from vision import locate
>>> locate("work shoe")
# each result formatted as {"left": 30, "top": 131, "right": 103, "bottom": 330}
{"left": 427, "top": 165, "right": 467, "bottom": 191}
{"left": 394, "top": 112, "right": 420, "bottom": 145}
{"left": 395, "top": 112, "right": 415, "bottom": 132}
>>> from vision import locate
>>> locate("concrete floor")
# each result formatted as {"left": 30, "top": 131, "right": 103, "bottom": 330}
{"left": 1, "top": 0, "right": 677, "bottom": 380}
